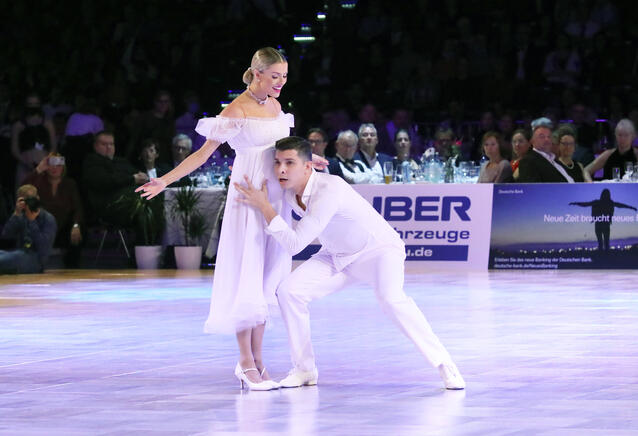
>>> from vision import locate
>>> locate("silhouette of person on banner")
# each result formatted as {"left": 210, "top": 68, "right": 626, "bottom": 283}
{"left": 569, "top": 189, "right": 637, "bottom": 251}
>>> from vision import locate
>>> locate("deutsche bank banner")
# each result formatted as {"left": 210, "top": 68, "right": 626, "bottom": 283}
{"left": 353, "top": 183, "right": 493, "bottom": 268}
{"left": 490, "top": 183, "right": 638, "bottom": 269}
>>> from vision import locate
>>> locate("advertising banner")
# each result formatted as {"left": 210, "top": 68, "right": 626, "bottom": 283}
{"left": 294, "top": 183, "right": 494, "bottom": 269}
{"left": 489, "top": 183, "right": 638, "bottom": 269}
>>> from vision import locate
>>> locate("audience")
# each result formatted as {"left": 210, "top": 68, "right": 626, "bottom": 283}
{"left": 510, "top": 129, "right": 532, "bottom": 180}
{"left": 353, "top": 123, "right": 392, "bottom": 184}
{"left": 306, "top": 128, "right": 343, "bottom": 178}
{"left": 392, "top": 129, "right": 421, "bottom": 172}
{"left": 0, "top": 184, "right": 56, "bottom": 273}
{"left": 137, "top": 138, "right": 171, "bottom": 181}
{"left": 127, "top": 90, "right": 176, "bottom": 162}
{"left": 555, "top": 125, "right": 592, "bottom": 183}
{"left": 334, "top": 130, "right": 375, "bottom": 184}
{"left": 585, "top": 119, "right": 638, "bottom": 180}
{"left": 518, "top": 118, "right": 573, "bottom": 183}
{"left": 83, "top": 131, "right": 148, "bottom": 226}
{"left": 477, "top": 132, "right": 513, "bottom": 183}
{"left": 24, "top": 154, "right": 84, "bottom": 267}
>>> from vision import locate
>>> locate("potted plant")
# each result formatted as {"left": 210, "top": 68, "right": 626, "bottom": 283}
{"left": 113, "top": 191, "right": 165, "bottom": 269}
{"left": 170, "top": 186, "right": 208, "bottom": 269}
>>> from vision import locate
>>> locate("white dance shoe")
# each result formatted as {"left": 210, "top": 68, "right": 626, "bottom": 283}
{"left": 279, "top": 368, "right": 319, "bottom": 388}
{"left": 438, "top": 362, "right": 466, "bottom": 390}
{"left": 260, "top": 367, "right": 280, "bottom": 390}
{"left": 234, "top": 363, "right": 276, "bottom": 391}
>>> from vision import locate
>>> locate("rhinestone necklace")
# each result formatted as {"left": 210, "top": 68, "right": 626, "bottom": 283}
{"left": 246, "top": 86, "right": 268, "bottom": 105}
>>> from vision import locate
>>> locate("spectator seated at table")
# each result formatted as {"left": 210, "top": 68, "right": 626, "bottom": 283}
{"left": 82, "top": 131, "right": 149, "bottom": 227}
{"left": 555, "top": 125, "right": 592, "bottom": 183}
{"left": 477, "top": 131, "right": 513, "bottom": 183}
{"left": 511, "top": 129, "right": 532, "bottom": 180}
{"left": 585, "top": 119, "right": 638, "bottom": 180}
{"left": 169, "top": 133, "right": 194, "bottom": 186}
{"left": 24, "top": 154, "right": 84, "bottom": 267}
{"left": 353, "top": 123, "right": 392, "bottom": 184}
{"left": 384, "top": 108, "right": 423, "bottom": 156}
{"left": 137, "top": 138, "right": 171, "bottom": 181}
{"left": 517, "top": 118, "right": 573, "bottom": 183}
{"left": 428, "top": 127, "right": 456, "bottom": 160}
{"left": 306, "top": 128, "right": 343, "bottom": 178}
{"left": 392, "top": 129, "right": 421, "bottom": 172}
{"left": 334, "top": 130, "right": 376, "bottom": 184}
{"left": 0, "top": 184, "right": 57, "bottom": 274}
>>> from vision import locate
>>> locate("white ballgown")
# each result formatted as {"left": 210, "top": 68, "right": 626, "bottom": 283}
{"left": 194, "top": 112, "right": 294, "bottom": 334}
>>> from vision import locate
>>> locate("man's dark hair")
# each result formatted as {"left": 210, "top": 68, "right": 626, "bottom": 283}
{"left": 307, "top": 127, "right": 328, "bottom": 143}
{"left": 275, "top": 136, "right": 312, "bottom": 161}
{"left": 94, "top": 130, "right": 115, "bottom": 144}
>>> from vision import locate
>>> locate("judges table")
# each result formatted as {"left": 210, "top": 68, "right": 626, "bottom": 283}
{"left": 163, "top": 186, "right": 227, "bottom": 258}
{"left": 164, "top": 182, "right": 638, "bottom": 270}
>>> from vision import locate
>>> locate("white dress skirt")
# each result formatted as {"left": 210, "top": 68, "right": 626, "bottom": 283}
{"left": 194, "top": 112, "right": 294, "bottom": 334}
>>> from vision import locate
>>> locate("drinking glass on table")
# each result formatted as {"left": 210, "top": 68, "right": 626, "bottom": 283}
{"left": 383, "top": 161, "right": 394, "bottom": 184}
{"left": 612, "top": 167, "right": 621, "bottom": 181}
{"left": 625, "top": 162, "right": 634, "bottom": 181}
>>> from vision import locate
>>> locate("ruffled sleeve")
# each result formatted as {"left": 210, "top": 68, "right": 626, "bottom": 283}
{"left": 282, "top": 112, "right": 295, "bottom": 128}
{"left": 195, "top": 116, "right": 247, "bottom": 143}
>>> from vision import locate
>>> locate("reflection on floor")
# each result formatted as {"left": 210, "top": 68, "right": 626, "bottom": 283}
{"left": 1, "top": 268, "right": 637, "bottom": 435}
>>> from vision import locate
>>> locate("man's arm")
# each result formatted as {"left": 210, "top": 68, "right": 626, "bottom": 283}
{"left": 339, "top": 162, "right": 375, "bottom": 184}
{"left": 517, "top": 157, "right": 541, "bottom": 183}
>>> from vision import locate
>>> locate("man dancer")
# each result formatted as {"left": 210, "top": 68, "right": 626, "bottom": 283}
{"left": 235, "top": 136, "right": 465, "bottom": 390}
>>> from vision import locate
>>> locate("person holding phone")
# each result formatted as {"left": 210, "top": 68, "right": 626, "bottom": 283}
{"left": 24, "top": 154, "right": 84, "bottom": 267}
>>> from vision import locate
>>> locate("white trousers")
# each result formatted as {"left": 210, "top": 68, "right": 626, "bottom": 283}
{"left": 277, "top": 247, "right": 454, "bottom": 372}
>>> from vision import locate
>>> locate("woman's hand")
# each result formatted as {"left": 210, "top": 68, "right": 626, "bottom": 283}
{"left": 311, "top": 154, "right": 329, "bottom": 170}
{"left": 135, "top": 178, "right": 168, "bottom": 200}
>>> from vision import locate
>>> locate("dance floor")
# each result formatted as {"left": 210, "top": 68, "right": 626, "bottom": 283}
{"left": 1, "top": 268, "right": 637, "bottom": 435}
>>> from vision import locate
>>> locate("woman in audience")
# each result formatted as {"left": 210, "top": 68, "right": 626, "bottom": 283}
{"left": 24, "top": 153, "right": 84, "bottom": 267}
{"left": 477, "top": 131, "right": 512, "bottom": 183}
{"left": 555, "top": 125, "right": 592, "bottom": 182}
{"left": 392, "top": 129, "right": 421, "bottom": 172}
{"left": 510, "top": 129, "right": 531, "bottom": 180}
{"left": 136, "top": 138, "right": 171, "bottom": 180}
{"left": 586, "top": 118, "right": 638, "bottom": 180}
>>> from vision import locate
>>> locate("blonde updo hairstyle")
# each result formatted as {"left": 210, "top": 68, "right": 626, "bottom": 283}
{"left": 242, "top": 47, "right": 287, "bottom": 85}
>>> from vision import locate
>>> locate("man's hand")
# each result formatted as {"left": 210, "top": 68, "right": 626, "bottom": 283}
{"left": 312, "top": 154, "right": 329, "bottom": 170}
{"left": 234, "top": 176, "right": 277, "bottom": 224}
{"left": 133, "top": 172, "right": 150, "bottom": 185}
{"left": 35, "top": 155, "right": 50, "bottom": 174}
{"left": 14, "top": 197, "right": 26, "bottom": 216}
{"left": 70, "top": 226, "right": 82, "bottom": 245}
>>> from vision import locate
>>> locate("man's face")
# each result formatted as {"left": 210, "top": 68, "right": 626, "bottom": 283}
{"left": 94, "top": 134, "right": 115, "bottom": 159}
{"left": 141, "top": 144, "right": 159, "bottom": 163}
{"left": 274, "top": 149, "right": 312, "bottom": 192}
{"left": 531, "top": 127, "right": 553, "bottom": 153}
{"left": 336, "top": 137, "right": 357, "bottom": 160}
{"left": 307, "top": 132, "right": 327, "bottom": 156}
{"left": 358, "top": 127, "right": 378, "bottom": 152}
{"left": 172, "top": 139, "right": 191, "bottom": 163}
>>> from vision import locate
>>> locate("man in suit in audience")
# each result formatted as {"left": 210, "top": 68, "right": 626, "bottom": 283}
{"left": 334, "top": 130, "right": 375, "bottom": 184}
{"left": 83, "top": 131, "right": 149, "bottom": 225}
{"left": 517, "top": 118, "right": 574, "bottom": 183}
{"left": 306, "top": 128, "right": 344, "bottom": 179}
{"left": 354, "top": 123, "right": 393, "bottom": 184}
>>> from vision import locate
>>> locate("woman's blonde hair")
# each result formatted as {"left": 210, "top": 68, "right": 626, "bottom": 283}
{"left": 242, "top": 47, "right": 287, "bottom": 85}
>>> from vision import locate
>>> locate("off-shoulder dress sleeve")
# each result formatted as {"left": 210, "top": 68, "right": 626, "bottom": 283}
{"left": 195, "top": 116, "right": 247, "bottom": 143}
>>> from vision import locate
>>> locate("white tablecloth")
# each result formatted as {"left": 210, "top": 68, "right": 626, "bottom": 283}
{"left": 163, "top": 186, "right": 227, "bottom": 257}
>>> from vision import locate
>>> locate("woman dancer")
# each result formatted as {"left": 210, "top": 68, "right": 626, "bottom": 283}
{"left": 137, "top": 47, "right": 324, "bottom": 391}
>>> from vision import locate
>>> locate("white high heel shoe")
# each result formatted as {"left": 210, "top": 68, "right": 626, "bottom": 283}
{"left": 260, "top": 367, "right": 280, "bottom": 390}
{"left": 234, "top": 363, "right": 274, "bottom": 391}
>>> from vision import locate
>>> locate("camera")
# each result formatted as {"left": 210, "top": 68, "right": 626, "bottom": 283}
{"left": 23, "top": 196, "right": 41, "bottom": 212}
